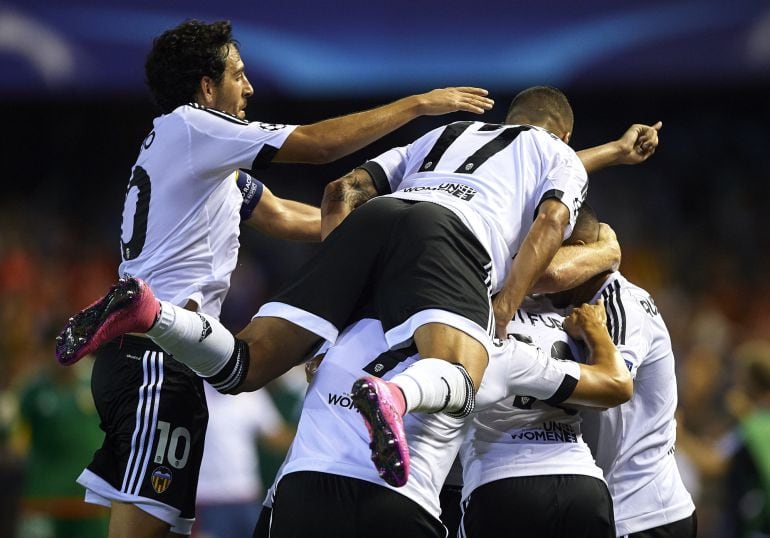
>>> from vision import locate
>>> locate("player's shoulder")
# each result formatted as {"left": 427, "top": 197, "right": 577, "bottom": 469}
{"left": 178, "top": 102, "right": 251, "bottom": 126}
{"left": 604, "top": 273, "right": 662, "bottom": 322}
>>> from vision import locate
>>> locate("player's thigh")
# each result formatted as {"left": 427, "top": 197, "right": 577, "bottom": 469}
{"left": 413, "top": 323, "right": 489, "bottom": 385}
{"left": 89, "top": 338, "right": 207, "bottom": 532}
{"left": 266, "top": 196, "right": 400, "bottom": 330}
{"left": 376, "top": 202, "right": 493, "bottom": 369}
{"left": 108, "top": 502, "right": 170, "bottom": 538}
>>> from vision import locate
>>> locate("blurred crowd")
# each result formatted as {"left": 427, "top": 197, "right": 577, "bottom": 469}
{"left": 1, "top": 87, "right": 769, "bottom": 537}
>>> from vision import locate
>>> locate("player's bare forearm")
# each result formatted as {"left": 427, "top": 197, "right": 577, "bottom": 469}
{"left": 493, "top": 200, "right": 569, "bottom": 336}
{"left": 245, "top": 187, "right": 321, "bottom": 242}
{"left": 564, "top": 303, "right": 632, "bottom": 408}
{"left": 577, "top": 143, "right": 624, "bottom": 174}
{"left": 578, "top": 121, "right": 663, "bottom": 172}
{"left": 530, "top": 223, "right": 620, "bottom": 294}
{"left": 321, "top": 168, "right": 378, "bottom": 239}
{"left": 273, "top": 88, "right": 494, "bottom": 164}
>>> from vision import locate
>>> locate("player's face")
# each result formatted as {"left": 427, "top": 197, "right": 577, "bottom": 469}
{"left": 211, "top": 45, "right": 254, "bottom": 119}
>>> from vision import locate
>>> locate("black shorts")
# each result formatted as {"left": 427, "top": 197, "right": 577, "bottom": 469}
{"left": 261, "top": 197, "right": 494, "bottom": 351}
{"left": 269, "top": 471, "right": 447, "bottom": 538}
{"left": 625, "top": 512, "right": 697, "bottom": 538}
{"left": 252, "top": 505, "right": 271, "bottom": 538}
{"left": 461, "top": 475, "right": 615, "bottom": 538}
{"left": 79, "top": 336, "right": 208, "bottom": 534}
{"left": 440, "top": 484, "right": 463, "bottom": 538}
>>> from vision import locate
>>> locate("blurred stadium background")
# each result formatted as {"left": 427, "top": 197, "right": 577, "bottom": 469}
{"left": 1, "top": 0, "right": 769, "bottom": 536}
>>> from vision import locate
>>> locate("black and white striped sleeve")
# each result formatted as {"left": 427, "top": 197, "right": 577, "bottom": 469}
{"left": 601, "top": 280, "right": 649, "bottom": 379}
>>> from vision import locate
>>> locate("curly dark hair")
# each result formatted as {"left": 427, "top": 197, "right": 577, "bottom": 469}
{"left": 145, "top": 20, "right": 237, "bottom": 114}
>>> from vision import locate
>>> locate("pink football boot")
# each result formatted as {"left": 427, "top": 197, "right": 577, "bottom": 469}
{"left": 55, "top": 277, "right": 160, "bottom": 365}
{"left": 351, "top": 376, "right": 410, "bottom": 487}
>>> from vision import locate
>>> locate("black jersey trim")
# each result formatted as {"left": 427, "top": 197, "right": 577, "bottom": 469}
{"left": 542, "top": 373, "right": 579, "bottom": 405}
{"left": 362, "top": 344, "right": 418, "bottom": 378}
{"left": 612, "top": 281, "right": 627, "bottom": 345}
{"left": 358, "top": 161, "right": 391, "bottom": 195}
{"left": 532, "top": 189, "right": 566, "bottom": 220}
{"left": 186, "top": 103, "right": 249, "bottom": 125}
{"left": 454, "top": 125, "right": 531, "bottom": 174}
{"left": 601, "top": 281, "right": 626, "bottom": 345}
{"left": 420, "top": 121, "right": 473, "bottom": 172}
{"left": 479, "top": 123, "right": 504, "bottom": 131}
{"left": 251, "top": 144, "right": 279, "bottom": 170}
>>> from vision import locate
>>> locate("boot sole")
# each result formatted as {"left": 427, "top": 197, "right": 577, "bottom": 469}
{"left": 55, "top": 278, "right": 141, "bottom": 365}
{"left": 351, "top": 378, "right": 408, "bottom": 487}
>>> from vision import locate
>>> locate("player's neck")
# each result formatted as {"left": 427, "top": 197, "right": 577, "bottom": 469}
{"left": 572, "top": 271, "right": 613, "bottom": 306}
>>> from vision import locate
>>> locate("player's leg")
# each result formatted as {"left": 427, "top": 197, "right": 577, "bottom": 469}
{"left": 78, "top": 338, "right": 206, "bottom": 538}
{"left": 108, "top": 502, "right": 172, "bottom": 538}
{"left": 351, "top": 201, "right": 495, "bottom": 487}
{"left": 54, "top": 277, "right": 321, "bottom": 393}
{"left": 56, "top": 198, "right": 400, "bottom": 394}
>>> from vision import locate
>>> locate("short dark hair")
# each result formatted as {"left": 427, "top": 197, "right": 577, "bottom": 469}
{"left": 566, "top": 202, "right": 598, "bottom": 245}
{"left": 145, "top": 20, "right": 237, "bottom": 114}
{"left": 505, "top": 86, "right": 574, "bottom": 138}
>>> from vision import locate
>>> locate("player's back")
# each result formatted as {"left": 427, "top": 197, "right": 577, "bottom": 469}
{"left": 279, "top": 318, "right": 464, "bottom": 521}
{"left": 117, "top": 104, "right": 296, "bottom": 317}
{"left": 583, "top": 273, "right": 694, "bottom": 535}
{"left": 378, "top": 121, "right": 587, "bottom": 292}
{"left": 460, "top": 296, "right": 602, "bottom": 499}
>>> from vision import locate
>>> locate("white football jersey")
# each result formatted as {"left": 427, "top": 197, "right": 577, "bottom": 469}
{"left": 364, "top": 122, "right": 588, "bottom": 292}
{"left": 274, "top": 317, "right": 579, "bottom": 521}
{"left": 118, "top": 104, "right": 296, "bottom": 317}
{"left": 460, "top": 296, "right": 604, "bottom": 502}
{"left": 583, "top": 273, "right": 695, "bottom": 535}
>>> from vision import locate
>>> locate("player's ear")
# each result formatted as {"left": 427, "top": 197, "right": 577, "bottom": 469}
{"left": 197, "top": 76, "right": 216, "bottom": 107}
{"left": 561, "top": 131, "right": 572, "bottom": 144}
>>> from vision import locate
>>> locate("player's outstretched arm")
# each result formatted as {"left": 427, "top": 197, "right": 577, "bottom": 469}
{"left": 273, "top": 87, "right": 494, "bottom": 164}
{"left": 245, "top": 185, "right": 322, "bottom": 242}
{"left": 563, "top": 301, "right": 633, "bottom": 408}
{"left": 577, "top": 121, "right": 663, "bottom": 173}
{"left": 493, "top": 199, "right": 569, "bottom": 337}
{"left": 320, "top": 168, "right": 378, "bottom": 239}
{"left": 530, "top": 223, "right": 620, "bottom": 294}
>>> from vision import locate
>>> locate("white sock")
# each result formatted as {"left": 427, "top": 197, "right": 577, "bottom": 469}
{"left": 390, "top": 358, "right": 474, "bottom": 416}
{"left": 146, "top": 301, "right": 235, "bottom": 378}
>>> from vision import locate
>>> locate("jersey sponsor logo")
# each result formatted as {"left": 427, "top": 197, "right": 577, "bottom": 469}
{"left": 513, "top": 309, "right": 564, "bottom": 329}
{"left": 402, "top": 182, "right": 478, "bottom": 201}
{"left": 509, "top": 421, "right": 579, "bottom": 444}
{"left": 257, "top": 122, "right": 287, "bottom": 131}
{"left": 328, "top": 392, "right": 358, "bottom": 411}
{"left": 150, "top": 466, "right": 172, "bottom": 494}
{"left": 126, "top": 353, "right": 142, "bottom": 361}
{"left": 197, "top": 314, "right": 212, "bottom": 342}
